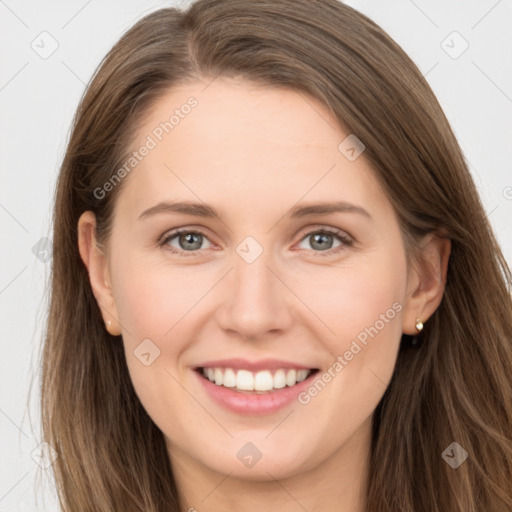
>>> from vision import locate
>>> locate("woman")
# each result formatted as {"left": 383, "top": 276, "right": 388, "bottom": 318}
{"left": 41, "top": 0, "right": 512, "bottom": 510}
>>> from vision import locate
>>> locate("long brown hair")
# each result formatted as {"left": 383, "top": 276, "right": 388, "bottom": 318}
{"left": 40, "top": 0, "right": 512, "bottom": 510}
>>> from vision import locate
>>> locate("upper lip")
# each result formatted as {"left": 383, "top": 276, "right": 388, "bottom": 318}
{"left": 195, "top": 358, "right": 318, "bottom": 372}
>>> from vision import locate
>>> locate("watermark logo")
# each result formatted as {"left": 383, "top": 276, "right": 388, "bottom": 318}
{"left": 236, "top": 442, "right": 262, "bottom": 468}
{"left": 134, "top": 338, "right": 161, "bottom": 366}
{"left": 338, "top": 134, "right": 365, "bottom": 161}
{"left": 442, "top": 442, "right": 468, "bottom": 468}
{"left": 32, "top": 237, "right": 52, "bottom": 263}
{"left": 31, "top": 31, "right": 59, "bottom": 59}
{"left": 31, "top": 441, "right": 58, "bottom": 469}
{"left": 236, "top": 236, "right": 264, "bottom": 264}
{"left": 441, "top": 31, "right": 469, "bottom": 60}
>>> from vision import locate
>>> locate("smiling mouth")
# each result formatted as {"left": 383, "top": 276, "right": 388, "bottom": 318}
{"left": 194, "top": 367, "right": 320, "bottom": 394}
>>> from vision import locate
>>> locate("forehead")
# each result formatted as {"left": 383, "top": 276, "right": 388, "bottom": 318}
{"left": 142, "top": 77, "right": 342, "bottom": 159}
{"left": 114, "top": 78, "right": 391, "bottom": 222}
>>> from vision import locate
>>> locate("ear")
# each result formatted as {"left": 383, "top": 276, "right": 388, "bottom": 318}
{"left": 401, "top": 233, "right": 451, "bottom": 335}
{"left": 77, "top": 211, "right": 122, "bottom": 336}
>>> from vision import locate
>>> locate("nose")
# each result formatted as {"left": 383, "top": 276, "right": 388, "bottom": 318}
{"left": 215, "top": 247, "right": 294, "bottom": 341}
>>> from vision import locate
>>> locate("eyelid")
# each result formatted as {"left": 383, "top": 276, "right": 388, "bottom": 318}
{"left": 296, "top": 224, "right": 353, "bottom": 242}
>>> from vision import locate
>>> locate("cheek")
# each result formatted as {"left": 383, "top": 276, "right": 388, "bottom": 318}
{"left": 295, "top": 252, "right": 406, "bottom": 347}
{"left": 292, "top": 253, "right": 406, "bottom": 447}
{"left": 112, "top": 256, "right": 216, "bottom": 395}
{"left": 113, "top": 256, "right": 199, "bottom": 342}
{"left": 112, "top": 258, "right": 197, "bottom": 420}
{"left": 300, "top": 249, "right": 407, "bottom": 404}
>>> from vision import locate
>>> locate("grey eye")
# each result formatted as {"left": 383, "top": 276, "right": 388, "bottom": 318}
{"left": 298, "top": 231, "right": 345, "bottom": 252}
{"left": 165, "top": 231, "right": 212, "bottom": 252}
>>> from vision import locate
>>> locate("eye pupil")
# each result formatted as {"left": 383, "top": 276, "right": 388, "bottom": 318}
{"left": 311, "top": 233, "right": 333, "bottom": 250}
{"left": 180, "top": 232, "right": 202, "bottom": 250}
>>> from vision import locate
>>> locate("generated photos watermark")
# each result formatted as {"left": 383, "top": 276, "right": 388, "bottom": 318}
{"left": 94, "top": 96, "right": 198, "bottom": 200}
{"left": 298, "top": 301, "right": 403, "bottom": 405}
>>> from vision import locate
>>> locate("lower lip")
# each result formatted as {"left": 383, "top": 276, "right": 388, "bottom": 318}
{"left": 193, "top": 369, "right": 319, "bottom": 416}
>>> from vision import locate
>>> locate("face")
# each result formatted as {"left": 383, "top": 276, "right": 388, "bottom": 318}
{"left": 84, "top": 77, "right": 429, "bottom": 484}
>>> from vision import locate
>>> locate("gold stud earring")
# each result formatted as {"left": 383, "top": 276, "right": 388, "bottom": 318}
{"left": 415, "top": 318, "right": 424, "bottom": 332}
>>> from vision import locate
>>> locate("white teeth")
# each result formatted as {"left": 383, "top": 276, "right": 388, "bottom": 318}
{"left": 273, "top": 369, "right": 287, "bottom": 389}
{"left": 296, "top": 369, "right": 309, "bottom": 382}
{"left": 237, "top": 370, "right": 254, "bottom": 390}
{"left": 214, "top": 368, "right": 223, "bottom": 385}
{"left": 285, "top": 369, "right": 297, "bottom": 386}
{"left": 254, "top": 371, "right": 273, "bottom": 391}
{"left": 223, "top": 368, "right": 237, "bottom": 388}
{"left": 201, "top": 367, "right": 313, "bottom": 392}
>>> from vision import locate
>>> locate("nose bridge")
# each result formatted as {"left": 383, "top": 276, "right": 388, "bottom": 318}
{"left": 232, "top": 232, "right": 276, "bottom": 294}
{"left": 233, "top": 249, "right": 273, "bottom": 300}
{"left": 217, "top": 238, "right": 291, "bottom": 338}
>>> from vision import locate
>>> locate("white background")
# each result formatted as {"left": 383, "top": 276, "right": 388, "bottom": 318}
{"left": 1, "top": 0, "right": 511, "bottom": 510}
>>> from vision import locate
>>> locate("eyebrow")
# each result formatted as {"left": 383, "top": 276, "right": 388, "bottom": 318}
{"left": 138, "top": 200, "right": 372, "bottom": 221}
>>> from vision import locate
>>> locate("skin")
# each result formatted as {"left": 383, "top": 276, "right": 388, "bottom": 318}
{"left": 78, "top": 77, "right": 450, "bottom": 512}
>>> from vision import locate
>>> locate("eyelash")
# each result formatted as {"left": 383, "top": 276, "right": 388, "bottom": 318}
{"left": 158, "top": 227, "right": 353, "bottom": 258}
